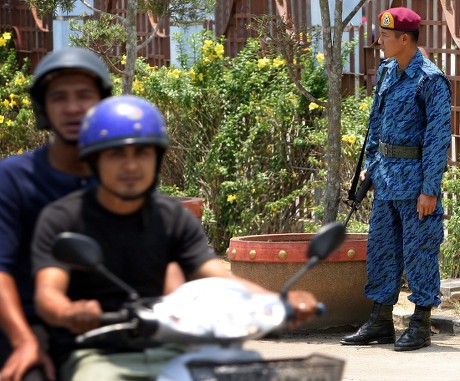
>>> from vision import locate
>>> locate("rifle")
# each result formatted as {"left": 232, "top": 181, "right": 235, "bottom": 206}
{"left": 343, "top": 171, "right": 372, "bottom": 228}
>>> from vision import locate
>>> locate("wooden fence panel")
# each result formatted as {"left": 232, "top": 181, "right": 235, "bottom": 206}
{"left": 94, "top": 0, "right": 170, "bottom": 67}
{"left": 0, "top": 0, "right": 53, "bottom": 71}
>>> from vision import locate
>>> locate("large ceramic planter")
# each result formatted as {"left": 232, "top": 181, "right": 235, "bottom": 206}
{"left": 179, "top": 197, "right": 203, "bottom": 220}
{"left": 228, "top": 233, "right": 372, "bottom": 330}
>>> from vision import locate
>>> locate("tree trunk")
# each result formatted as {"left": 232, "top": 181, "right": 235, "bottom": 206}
{"left": 323, "top": 63, "right": 343, "bottom": 223}
{"left": 122, "top": 0, "right": 138, "bottom": 94}
{"left": 320, "top": 0, "right": 344, "bottom": 223}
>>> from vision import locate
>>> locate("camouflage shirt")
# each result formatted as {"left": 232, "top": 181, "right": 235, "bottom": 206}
{"left": 364, "top": 49, "right": 451, "bottom": 202}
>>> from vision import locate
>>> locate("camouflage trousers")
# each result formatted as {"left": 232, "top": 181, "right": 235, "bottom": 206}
{"left": 365, "top": 199, "right": 443, "bottom": 307}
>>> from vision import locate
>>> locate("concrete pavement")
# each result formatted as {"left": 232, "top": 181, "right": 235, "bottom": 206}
{"left": 245, "top": 330, "right": 460, "bottom": 380}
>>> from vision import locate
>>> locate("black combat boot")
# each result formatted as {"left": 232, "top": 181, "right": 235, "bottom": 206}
{"left": 340, "top": 303, "right": 395, "bottom": 345}
{"left": 394, "top": 305, "right": 431, "bottom": 351}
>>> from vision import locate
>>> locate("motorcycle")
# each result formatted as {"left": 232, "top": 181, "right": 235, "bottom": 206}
{"left": 52, "top": 222, "right": 347, "bottom": 381}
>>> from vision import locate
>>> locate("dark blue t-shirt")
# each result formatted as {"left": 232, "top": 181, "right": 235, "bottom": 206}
{"left": 0, "top": 145, "right": 95, "bottom": 323}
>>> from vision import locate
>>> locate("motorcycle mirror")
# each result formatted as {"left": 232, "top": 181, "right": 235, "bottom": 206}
{"left": 52, "top": 232, "right": 139, "bottom": 301}
{"left": 53, "top": 232, "right": 104, "bottom": 269}
{"left": 307, "top": 222, "right": 346, "bottom": 261}
{"left": 280, "top": 222, "right": 346, "bottom": 300}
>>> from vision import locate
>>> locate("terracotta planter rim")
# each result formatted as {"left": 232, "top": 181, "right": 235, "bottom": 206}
{"left": 228, "top": 232, "right": 368, "bottom": 263}
{"left": 230, "top": 232, "right": 368, "bottom": 242}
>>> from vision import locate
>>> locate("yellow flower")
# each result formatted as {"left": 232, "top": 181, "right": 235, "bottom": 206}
{"left": 227, "top": 194, "right": 237, "bottom": 203}
{"left": 14, "top": 74, "right": 26, "bottom": 86}
{"left": 189, "top": 69, "right": 196, "bottom": 80}
{"left": 6, "top": 120, "right": 13, "bottom": 127}
{"left": 120, "top": 55, "right": 127, "bottom": 65}
{"left": 2, "top": 99, "right": 9, "bottom": 107}
{"left": 0, "top": 38, "right": 6, "bottom": 47}
{"left": 0, "top": 115, "right": 4, "bottom": 123}
{"left": 309, "top": 102, "right": 321, "bottom": 111}
{"left": 202, "top": 40, "right": 213, "bottom": 52}
{"left": 215, "top": 43, "right": 224, "bottom": 59}
{"left": 9, "top": 100, "right": 17, "bottom": 108}
{"left": 209, "top": 52, "right": 217, "bottom": 61}
{"left": 316, "top": 52, "right": 325, "bottom": 63}
{"left": 359, "top": 102, "right": 368, "bottom": 111}
{"left": 133, "top": 79, "right": 143, "bottom": 93}
{"left": 2, "top": 32, "right": 11, "bottom": 40}
{"left": 21, "top": 98, "right": 30, "bottom": 106}
{"left": 288, "top": 93, "right": 297, "bottom": 105}
{"left": 198, "top": 73, "right": 204, "bottom": 82}
{"left": 17, "top": 148, "right": 24, "bottom": 155}
{"left": 342, "top": 134, "right": 357, "bottom": 144}
{"left": 273, "top": 57, "right": 286, "bottom": 68}
{"left": 167, "top": 69, "right": 181, "bottom": 79}
{"left": 257, "top": 57, "right": 270, "bottom": 70}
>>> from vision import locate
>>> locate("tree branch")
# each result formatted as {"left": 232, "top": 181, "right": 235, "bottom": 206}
{"left": 341, "top": 0, "right": 367, "bottom": 32}
{"left": 78, "top": 0, "right": 124, "bottom": 22}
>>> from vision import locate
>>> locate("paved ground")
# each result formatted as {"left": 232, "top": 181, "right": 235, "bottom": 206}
{"left": 243, "top": 290, "right": 460, "bottom": 380}
{"left": 224, "top": 259, "right": 460, "bottom": 379}
{"left": 245, "top": 330, "right": 460, "bottom": 381}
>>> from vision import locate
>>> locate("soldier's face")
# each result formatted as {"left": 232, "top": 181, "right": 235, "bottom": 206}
{"left": 377, "top": 29, "right": 406, "bottom": 59}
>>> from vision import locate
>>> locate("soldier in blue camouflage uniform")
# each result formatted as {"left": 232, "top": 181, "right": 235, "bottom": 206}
{"left": 341, "top": 7, "right": 451, "bottom": 351}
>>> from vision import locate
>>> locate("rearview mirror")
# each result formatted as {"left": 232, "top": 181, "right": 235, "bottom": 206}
{"left": 53, "top": 232, "right": 104, "bottom": 269}
{"left": 307, "top": 222, "right": 346, "bottom": 260}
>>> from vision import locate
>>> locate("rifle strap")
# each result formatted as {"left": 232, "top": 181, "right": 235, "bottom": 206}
{"left": 346, "top": 65, "right": 389, "bottom": 202}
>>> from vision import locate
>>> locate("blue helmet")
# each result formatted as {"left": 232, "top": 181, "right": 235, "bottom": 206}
{"left": 79, "top": 95, "right": 169, "bottom": 186}
{"left": 79, "top": 95, "right": 169, "bottom": 158}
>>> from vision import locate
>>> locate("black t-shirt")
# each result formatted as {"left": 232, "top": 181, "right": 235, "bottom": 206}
{"left": 32, "top": 188, "right": 215, "bottom": 359}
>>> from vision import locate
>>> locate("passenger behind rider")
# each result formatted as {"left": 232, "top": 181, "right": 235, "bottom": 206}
{"left": 31, "top": 95, "right": 321, "bottom": 380}
{"left": 0, "top": 47, "right": 112, "bottom": 381}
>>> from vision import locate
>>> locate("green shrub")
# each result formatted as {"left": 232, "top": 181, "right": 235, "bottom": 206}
{"left": 0, "top": 32, "right": 47, "bottom": 158}
{"left": 135, "top": 33, "right": 373, "bottom": 253}
{"left": 440, "top": 166, "right": 460, "bottom": 279}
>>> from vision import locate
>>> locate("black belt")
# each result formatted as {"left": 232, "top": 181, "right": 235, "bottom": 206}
{"left": 378, "top": 141, "right": 422, "bottom": 159}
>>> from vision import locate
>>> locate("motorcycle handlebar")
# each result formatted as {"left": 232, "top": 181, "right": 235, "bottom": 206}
{"left": 100, "top": 309, "right": 130, "bottom": 325}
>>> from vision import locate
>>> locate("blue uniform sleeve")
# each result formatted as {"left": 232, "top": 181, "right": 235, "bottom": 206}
{"left": 364, "top": 93, "right": 381, "bottom": 170}
{"left": 420, "top": 75, "right": 451, "bottom": 196}
{"left": 364, "top": 64, "right": 387, "bottom": 170}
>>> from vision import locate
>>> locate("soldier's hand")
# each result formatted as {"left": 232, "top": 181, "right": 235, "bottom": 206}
{"left": 417, "top": 194, "right": 436, "bottom": 219}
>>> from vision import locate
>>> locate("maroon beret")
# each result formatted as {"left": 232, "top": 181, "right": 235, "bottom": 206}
{"left": 378, "top": 7, "right": 421, "bottom": 32}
